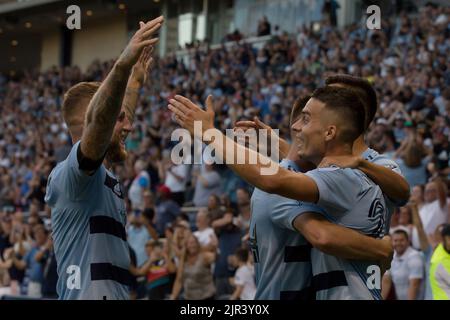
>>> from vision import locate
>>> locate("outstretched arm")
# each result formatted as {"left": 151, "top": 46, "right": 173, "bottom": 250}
{"left": 80, "top": 17, "right": 163, "bottom": 166}
{"left": 168, "top": 95, "right": 319, "bottom": 203}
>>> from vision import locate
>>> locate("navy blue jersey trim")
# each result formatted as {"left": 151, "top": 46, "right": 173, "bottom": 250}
{"left": 284, "top": 245, "right": 312, "bottom": 263}
{"left": 311, "top": 270, "right": 348, "bottom": 293}
{"left": 90, "top": 263, "right": 132, "bottom": 286}
{"left": 89, "top": 215, "right": 126, "bottom": 241}
{"left": 77, "top": 144, "right": 105, "bottom": 172}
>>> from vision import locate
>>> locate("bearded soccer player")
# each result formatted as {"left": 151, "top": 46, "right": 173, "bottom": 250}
{"left": 168, "top": 86, "right": 391, "bottom": 299}
{"left": 45, "top": 16, "right": 163, "bottom": 300}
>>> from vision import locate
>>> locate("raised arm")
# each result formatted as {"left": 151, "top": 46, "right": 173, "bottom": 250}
{"left": 80, "top": 17, "right": 163, "bottom": 164}
{"left": 123, "top": 43, "right": 154, "bottom": 123}
{"left": 168, "top": 95, "right": 319, "bottom": 203}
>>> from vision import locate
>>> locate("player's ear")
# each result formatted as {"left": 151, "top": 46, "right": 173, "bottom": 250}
{"left": 324, "top": 125, "right": 336, "bottom": 142}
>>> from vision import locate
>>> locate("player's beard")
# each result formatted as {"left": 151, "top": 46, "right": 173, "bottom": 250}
{"left": 106, "top": 131, "right": 127, "bottom": 164}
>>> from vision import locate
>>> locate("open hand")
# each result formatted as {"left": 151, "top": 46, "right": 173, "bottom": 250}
{"left": 168, "top": 95, "right": 215, "bottom": 138}
{"left": 117, "top": 16, "right": 163, "bottom": 70}
{"left": 131, "top": 37, "right": 154, "bottom": 85}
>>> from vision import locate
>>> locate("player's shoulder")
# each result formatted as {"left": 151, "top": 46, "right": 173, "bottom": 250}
{"left": 363, "top": 148, "right": 399, "bottom": 165}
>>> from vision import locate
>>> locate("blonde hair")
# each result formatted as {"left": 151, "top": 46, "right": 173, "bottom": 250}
{"left": 62, "top": 82, "right": 101, "bottom": 137}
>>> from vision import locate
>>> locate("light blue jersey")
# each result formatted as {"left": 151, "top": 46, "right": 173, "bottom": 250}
{"left": 249, "top": 159, "right": 324, "bottom": 300}
{"left": 306, "top": 167, "right": 388, "bottom": 300}
{"left": 362, "top": 147, "right": 408, "bottom": 233}
{"left": 45, "top": 142, "right": 131, "bottom": 300}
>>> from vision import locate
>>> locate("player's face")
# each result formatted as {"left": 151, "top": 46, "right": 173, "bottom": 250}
{"left": 291, "top": 98, "right": 327, "bottom": 164}
{"left": 392, "top": 233, "right": 409, "bottom": 255}
{"left": 106, "top": 111, "right": 132, "bottom": 164}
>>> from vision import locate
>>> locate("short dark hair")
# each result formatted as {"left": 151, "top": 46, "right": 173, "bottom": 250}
{"left": 441, "top": 224, "right": 450, "bottom": 238}
{"left": 290, "top": 95, "right": 311, "bottom": 126}
{"left": 311, "top": 86, "right": 366, "bottom": 144}
{"left": 393, "top": 229, "right": 409, "bottom": 240}
{"left": 325, "top": 74, "right": 377, "bottom": 130}
{"left": 235, "top": 247, "right": 249, "bottom": 263}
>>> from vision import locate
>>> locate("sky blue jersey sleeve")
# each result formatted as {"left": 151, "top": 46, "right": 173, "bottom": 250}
{"left": 305, "top": 167, "right": 361, "bottom": 219}
{"left": 270, "top": 195, "right": 326, "bottom": 231}
{"left": 45, "top": 141, "right": 101, "bottom": 205}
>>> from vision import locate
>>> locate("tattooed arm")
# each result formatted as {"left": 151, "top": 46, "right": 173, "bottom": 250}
{"left": 123, "top": 45, "right": 154, "bottom": 123}
{"left": 80, "top": 17, "right": 163, "bottom": 165}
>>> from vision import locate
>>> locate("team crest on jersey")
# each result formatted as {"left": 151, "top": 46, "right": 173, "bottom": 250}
{"left": 104, "top": 173, "right": 124, "bottom": 199}
{"left": 368, "top": 199, "right": 385, "bottom": 236}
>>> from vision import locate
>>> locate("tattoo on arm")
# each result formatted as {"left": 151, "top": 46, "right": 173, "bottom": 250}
{"left": 81, "top": 64, "right": 130, "bottom": 161}
{"left": 123, "top": 86, "right": 140, "bottom": 123}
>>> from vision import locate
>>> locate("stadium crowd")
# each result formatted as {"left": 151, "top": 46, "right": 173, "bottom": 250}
{"left": 0, "top": 3, "right": 449, "bottom": 300}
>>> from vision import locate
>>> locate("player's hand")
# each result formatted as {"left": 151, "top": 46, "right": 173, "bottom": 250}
{"left": 234, "top": 116, "right": 273, "bottom": 132}
{"left": 379, "top": 235, "right": 393, "bottom": 276}
{"left": 117, "top": 16, "right": 163, "bottom": 70}
{"left": 131, "top": 42, "right": 154, "bottom": 86}
{"left": 168, "top": 95, "right": 216, "bottom": 138}
{"left": 319, "top": 155, "right": 362, "bottom": 169}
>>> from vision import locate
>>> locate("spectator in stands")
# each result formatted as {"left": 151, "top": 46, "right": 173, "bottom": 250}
{"left": 257, "top": 16, "right": 271, "bottom": 37}
{"left": 395, "top": 133, "right": 431, "bottom": 188}
{"left": 155, "top": 185, "right": 181, "bottom": 237}
{"left": 159, "top": 150, "right": 190, "bottom": 206}
{"left": 419, "top": 179, "right": 449, "bottom": 238}
{"left": 229, "top": 248, "right": 256, "bottom": 300}
{"left": 193, "top": 208, "right": 217, "bottom": 252}
{"left": 131, "top": 239, "right": 176, "bottom": 300}
{"left": 170, "top": 234, "right": 216, "bottom": 300}
{"left": 128, "top": 159, "right": 151, "bottom": 213}
{"left": 12, "top": 224, "right": 49, "bottom": 298}
{"left": 192, "top": 164, "right": 222, "bottom": 207}
{"left": 429, "top": 224, "right": 450, "bottom": 300}
{"left": 211, "top": 207, "right": 242, "bottom": 298}
{"left": 382, "top": 229, "right": 426, "bottom": 300}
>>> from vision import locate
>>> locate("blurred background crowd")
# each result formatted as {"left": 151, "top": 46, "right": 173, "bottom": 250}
{"left": 0, "top": 2, "right": 449, "bottom": 300}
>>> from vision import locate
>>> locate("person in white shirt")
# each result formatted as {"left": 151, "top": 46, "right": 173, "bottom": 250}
{"left": 230, "top": 248, "right": 256, "bottom": 300}
{"left": 164, "top": 163, "right": 190, "bottom": 207}
{"left": 419, "top": 180, "right": 449, "bottom": 237}
{"left": 382, "top": 229, "right": 426, "bottom": 300}
{"left": 193, "top": 208, "right": 217, "bottom": 252}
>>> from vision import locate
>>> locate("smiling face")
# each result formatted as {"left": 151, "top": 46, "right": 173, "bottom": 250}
{"left": 291, "top": 98, "right": 329, "bottom": 165}
{"left": 392, "top": 232, "right": 409, "bottom": 256}
{"left": 105, "top": 111, "right": 133, "bottom": 164}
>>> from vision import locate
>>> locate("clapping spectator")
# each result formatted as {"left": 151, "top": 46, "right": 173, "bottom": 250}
{"left": 193, "top": 208, "right": 218, "bottom": 252}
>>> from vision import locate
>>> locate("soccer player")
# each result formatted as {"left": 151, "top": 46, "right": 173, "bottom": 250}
{"left": 168, "top": 86, "right": 389, "bottom": 299}
{"left": 45, "top": 16, "right": 163, "bottom": 300}
{"left": 248, "top": 96, "right": 392, "bottom": 300}
{"left": 236, "top": 75, "right": 410, "bottom": 298}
